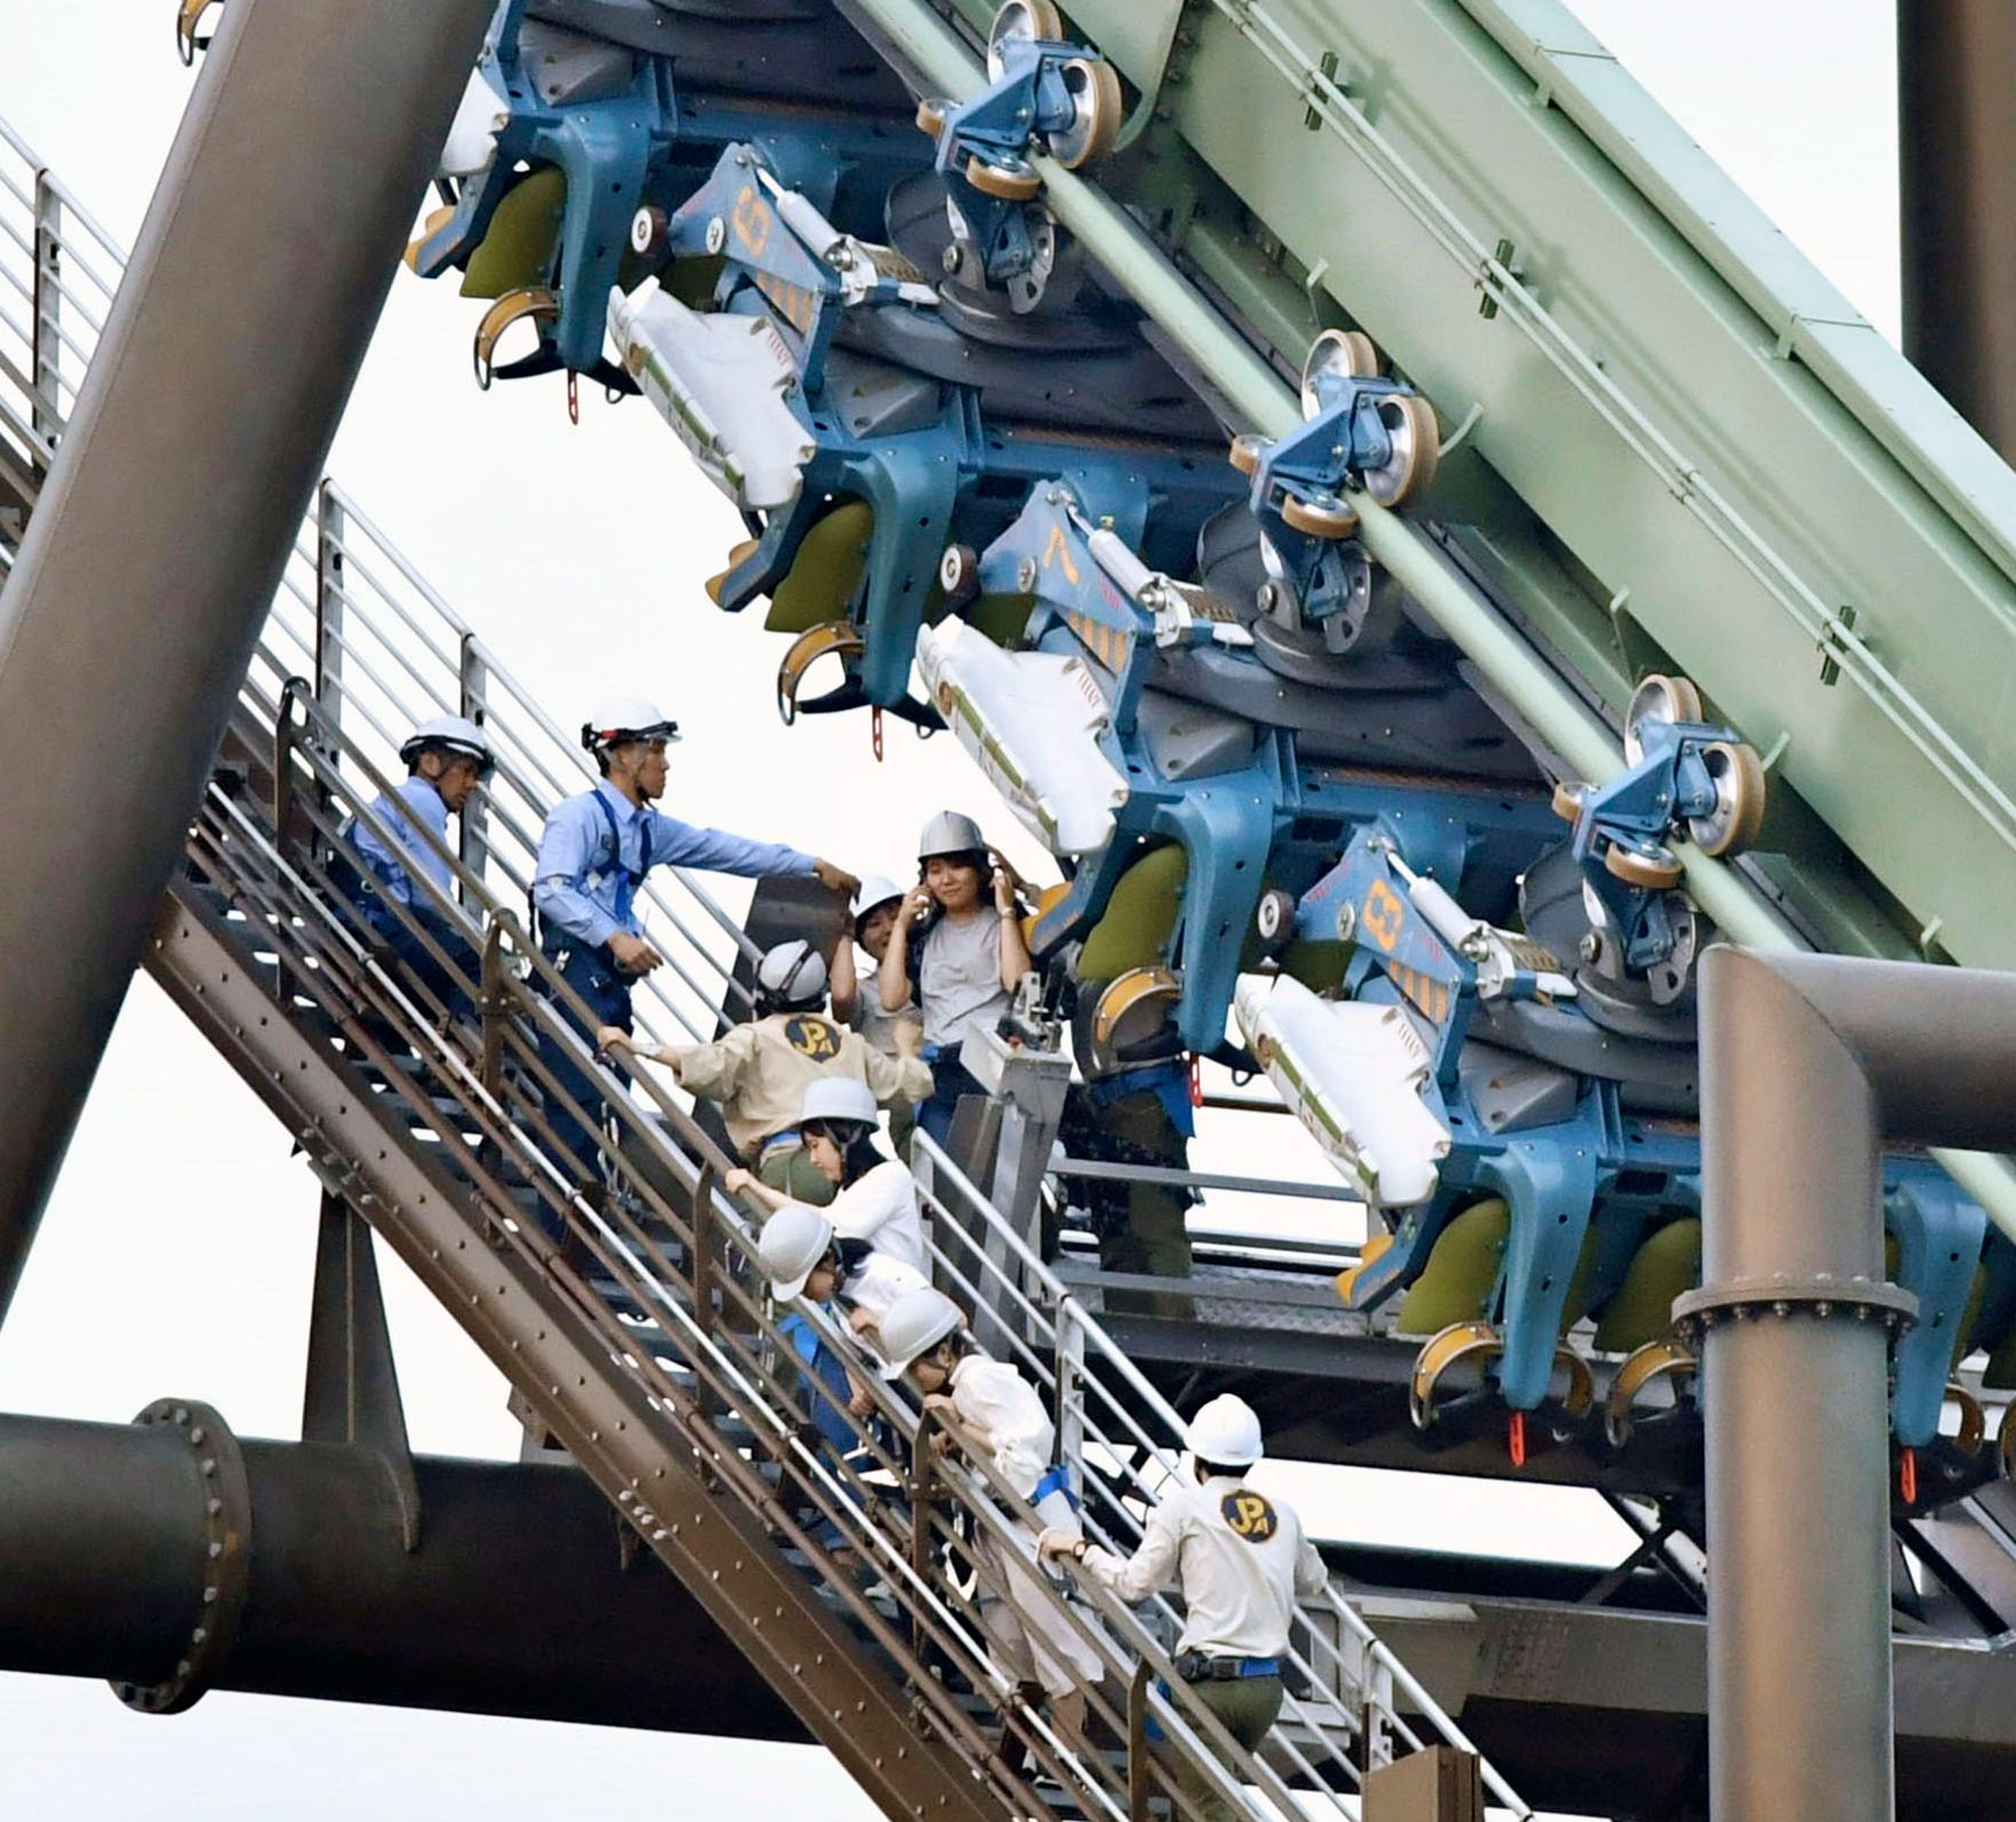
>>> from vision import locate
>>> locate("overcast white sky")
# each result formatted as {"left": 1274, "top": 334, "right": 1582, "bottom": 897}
{"left": 0, "top": 2, "right": 1899, "bottom": 1816}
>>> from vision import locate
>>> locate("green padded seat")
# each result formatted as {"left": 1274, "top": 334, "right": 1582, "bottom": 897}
{"left": 1593, "top": 1217, "right": 1702, "bottom": 1354}
{"left": 765, "top": 501, "right": 873, "bottom": 633}
{"left": 461, "top": 167, "right": 566, "bottom": 299}
{"left": 1280, "top": 939, "right": 1350, "bottom": 995}
{"left": 1078, "top": 844, "right": 1188, "bottom": 980}
{"left": 960, "top": 590, "right": 1035, "bottom": 647}
{"left": 1951, "top": 1262, "right": 1988, "bottom": 1373}
{"left": 1396, "top": 1196, "right": 1509, "bottom": 1336}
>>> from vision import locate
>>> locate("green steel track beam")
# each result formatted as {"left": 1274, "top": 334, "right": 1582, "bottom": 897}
{"left": 843, "top": 0, "right": 2016, "bottom": 1242}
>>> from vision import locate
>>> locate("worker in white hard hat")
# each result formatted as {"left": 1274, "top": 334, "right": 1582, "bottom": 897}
{"left": 878, "top": 1285, "right": 1106, "bottom": 1741}
{"left": 529, "top": 694, "right": 859, "bottom": 1205}
{"left": 727, "top": 1075, "right": 929, "bottom": 1273}
{"left": 601, "top": 942, "right": 931, "bottom": 1204}
{"left": 343, "top": 714, "right": 496, "bottom": 1015}
{"left": 878, "top": 812, "right": 1032, "bottom": 1150}
{"left": 1039, "top": 1394, "right": 1327, "bottom": 1822}
{"left": 830, "top": 875, "right": 923, "bottom": 1155}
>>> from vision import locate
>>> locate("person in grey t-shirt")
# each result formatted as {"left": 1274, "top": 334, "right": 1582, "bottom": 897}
{"left": 878, "top": 812, "right": 1031, "bottom": 1150}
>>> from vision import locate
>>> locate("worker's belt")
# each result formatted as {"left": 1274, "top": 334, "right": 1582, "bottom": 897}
{"left": 1173, "top": 1653, "right": 1281, "bottom": 1683}
{"left": 1031, "top": 1463, "right": 1081, "bottom": 1512}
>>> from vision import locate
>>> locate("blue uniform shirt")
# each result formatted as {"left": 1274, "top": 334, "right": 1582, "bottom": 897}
{"left": 352, "top": 774, "right": 455, "bottom": 907}
{"left": 532, "top": 780, "right": 817, "bottom": 949}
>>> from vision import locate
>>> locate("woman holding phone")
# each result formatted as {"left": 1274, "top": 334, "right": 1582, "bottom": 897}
{"left": 878, "top": 811, "right": 1031, "bottom": 1150}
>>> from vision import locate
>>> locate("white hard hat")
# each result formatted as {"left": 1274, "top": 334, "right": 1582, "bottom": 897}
{"left": 756, "top": 939, "right": 827, "bottom": 1009}
{"left": 852, "top": 875, "right": 904, "bottom": 938}
{"left": 758, "top": 1204, "right": 835, "bottom": 1304}
{"left": 801, "top": 1075, "right": 878, "bottom": 1129}
{"left": 581, "top": 694, "right": 681, "bottom": 751}
{"left": 399, "top": 713, "right": 494, "bottom": 773}
{"left": 877, "top": 1286, "right": 963, "bottom": 1379}
{"left": 918, "top": 810, "right": 986, "bottom": 862}
{"left": 1184, "top": 1393, "right": 1264, "bottom": 1467}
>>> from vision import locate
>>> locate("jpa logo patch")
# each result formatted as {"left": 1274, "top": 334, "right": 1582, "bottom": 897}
{"left": 785, "top": 1017, "right": 842, "bottom": 1061}
{"left": 1221, "top": 1490, "right": 1277, "bottom": 1542}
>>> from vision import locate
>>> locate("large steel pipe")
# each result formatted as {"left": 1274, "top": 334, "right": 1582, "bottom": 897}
{"left": 1685, "top": 948, "right": 2016, "bottom": 1822}
{"left": 0, "top": 0, "right": 495, "bottom": 1321}
{"left": 0, "top": 1408, "right": 803, "bottom": 1738}
{"left": 1900, "top": 3, "right": 2016, "bottom": 460}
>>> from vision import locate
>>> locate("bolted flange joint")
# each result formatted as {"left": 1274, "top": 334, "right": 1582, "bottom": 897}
{"left": 1672, "top": 1272, "right": 1918, "bottom": 1342}
{"left": 110, "top": 1399, "right": 252, "bottom": 1716}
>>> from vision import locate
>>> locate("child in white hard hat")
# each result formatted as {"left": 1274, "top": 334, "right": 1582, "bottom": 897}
{"left": 879, "top": 1285, "right": 1105, "bottom": 1741}
{"left": 755, "top": 1201, "right": 930, "bottom": 1365}
{"left": 727, "top": 1075, "right": 928, "bottom": 1273}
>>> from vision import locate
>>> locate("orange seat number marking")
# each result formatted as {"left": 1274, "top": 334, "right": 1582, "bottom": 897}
{"left": 732, "top": 184, "right": 773, "bottom": 259}
{"left": 1040, "top": 522, "right": 1082, "bottom": 585}
{"left": 1362, "top": 878, "right": 1406, "bottom": 953}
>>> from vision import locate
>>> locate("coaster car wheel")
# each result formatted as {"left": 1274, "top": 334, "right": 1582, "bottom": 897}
{"left": 1050, "top": 58, "right": 1124, "bottom": 169}
{"left": 1623, "top": 672, "right": 1704, "bottom": 765}
{"left": 1362, "top": 393, "right": 1441, "bottom": 508}
{"left": 1604, "top": 1337, "right": 1697, "bottom": 1448}
{"left": 1252, "top": 886, "right": 1298, "bottom": 951}
{"left": 915, "top": 98, "right": 947, "bottom": 137}
{"left": 1688, "top": 739, "right": 1768, "bottom": 858}
{"left": 1280, "top": 492, "right": 1360, "bottom": 540}
{"left": 988, "top": 0, "right": 1065, "bottom": 79}
{"left": 1603, "top": 840, "right": 1685, "bottom": 892}
{"left": 1227, "top": 433, "right": 1265, "bottom": 477}
{"left": 965, "top": 154, "right": 1044, "bottom": 202}
{"left": 1300, "top": 327, "right": 1379, "bottom": 415}
{"left": 938, "top": 543, "right": 981, "bottom": 607}
{"left": 629, "top": 206, "right": 670, "bottom": 260}
{"left": 1550, "top": 779, "right": 1584, "bottom": 824}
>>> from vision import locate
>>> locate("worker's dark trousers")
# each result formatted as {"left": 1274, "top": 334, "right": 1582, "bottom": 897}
{"left": 535, "top": 942, "right": 631, "bottom": 1227}
{"left": 1164, "top": 1674, "right": 1284, "bottom": 1822}
{"left": 380, "top": 906, "right": 479, "bottom": 1021}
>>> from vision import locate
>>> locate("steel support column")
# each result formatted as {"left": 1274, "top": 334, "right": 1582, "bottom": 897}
{"left": 1900, "top": 2, "right": 2016, "bottom": 460}
{"left": 1682, "top": 947, "right": 2016, "bottom": 1822}
{"left": 0, "top": 0, "right": 494, "bottom": 1321}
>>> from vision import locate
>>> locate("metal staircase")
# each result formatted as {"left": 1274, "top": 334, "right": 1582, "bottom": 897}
{"left": 0, "top": 111, "right": 1528, "bottom": 1822}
